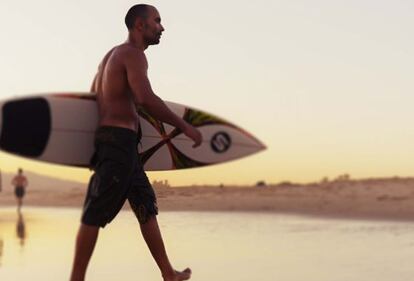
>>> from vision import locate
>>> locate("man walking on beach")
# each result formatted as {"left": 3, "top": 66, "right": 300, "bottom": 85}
{"left": 69, "top": 4, "right": 202, "bottom": 281}
{"left": 11, "top": 168, "right": 28, "bottom": 211}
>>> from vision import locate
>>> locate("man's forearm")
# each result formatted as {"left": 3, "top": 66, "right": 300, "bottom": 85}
{"left": 140, "top": 94, "right": 188, "bottom": 131}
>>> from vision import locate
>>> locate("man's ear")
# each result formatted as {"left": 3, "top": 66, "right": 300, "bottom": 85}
{"left": 134, "top": 18, "right": 145, "bottom": 31}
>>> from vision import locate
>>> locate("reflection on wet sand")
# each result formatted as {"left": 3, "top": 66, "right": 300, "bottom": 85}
{"left": 0, "top": 209, "right": 27, "bottom": 268}
{"left": 0, "top": 237, "right": 3, "bottom": 267}
{"left": 16, "top": 211, "right": 26, "bottom": 247}
{"left": 1, "top": 208, "right": 414, "bottom": 281}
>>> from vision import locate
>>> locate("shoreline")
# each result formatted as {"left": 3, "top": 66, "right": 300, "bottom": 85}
{"left": 1, "top": 205, "right": 413, "bottom": 222}
{"left": 1, "top": 177, "right": 414, "bottom": 222}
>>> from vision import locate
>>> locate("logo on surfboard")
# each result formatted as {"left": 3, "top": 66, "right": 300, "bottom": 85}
{"left": 211, "top": 132, "right": 232, "bottom": 153}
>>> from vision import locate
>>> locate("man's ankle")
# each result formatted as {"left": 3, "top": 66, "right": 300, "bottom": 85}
{"left": 161, "top": 268, "right": 176, "bottom": 279}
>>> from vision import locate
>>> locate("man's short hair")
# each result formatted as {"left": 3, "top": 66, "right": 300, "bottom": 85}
{"left": 125, "top": 4, "right": 152, "bottom": 30}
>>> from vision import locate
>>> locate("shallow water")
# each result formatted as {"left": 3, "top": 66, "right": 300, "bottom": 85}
{"left": 0, "top": 207, "right": 414, "bottom": 281}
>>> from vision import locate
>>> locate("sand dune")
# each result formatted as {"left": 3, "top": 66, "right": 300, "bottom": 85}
{"left": 1, "top": 171, "right": 414, "bottom": 221}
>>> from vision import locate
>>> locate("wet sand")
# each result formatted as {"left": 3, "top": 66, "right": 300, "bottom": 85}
{"left": 1, "top": 172, "right": 414, "bottom": 221}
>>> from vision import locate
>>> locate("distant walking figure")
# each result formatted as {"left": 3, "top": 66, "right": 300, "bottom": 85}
{"left": 11, "top": 168, "right": 28, "bottom": 211}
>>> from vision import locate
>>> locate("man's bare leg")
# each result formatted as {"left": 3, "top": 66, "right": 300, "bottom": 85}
{"left": 69, "top": 224, "right": 100, "bottom": 281}
{"left": 140, "top": 216, "right": 191, "bottom": 281}
{"left": 16, "top": 198, "right": 21, "bottom": 210}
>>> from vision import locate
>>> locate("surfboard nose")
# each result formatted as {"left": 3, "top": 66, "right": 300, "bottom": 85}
{"left": 0, "top": 97, "right": 51, "bottom": 157}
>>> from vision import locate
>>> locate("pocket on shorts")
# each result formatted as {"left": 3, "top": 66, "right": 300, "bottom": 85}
{"left": 90, "top": 157, "right": 124, "bottom": 198}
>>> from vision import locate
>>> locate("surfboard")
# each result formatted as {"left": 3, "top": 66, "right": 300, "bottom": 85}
{"left": 0, "top": 93, "right": 266, "bottom": 171}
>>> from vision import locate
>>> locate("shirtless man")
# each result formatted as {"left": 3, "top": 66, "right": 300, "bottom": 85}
{"left": 69, "top": 4, "right": 202, "bottom": 281}
{"left": 11, "top": 168, "right": 28, "bottom": 211}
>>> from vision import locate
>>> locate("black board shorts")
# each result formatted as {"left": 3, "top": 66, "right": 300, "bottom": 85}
{"left": 81, "top": 126, "right": 158, "bottom": 228}
{"left": 15, "top": 186, "right": 25, "bottom": 198}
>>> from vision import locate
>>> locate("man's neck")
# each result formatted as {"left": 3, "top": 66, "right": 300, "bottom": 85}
{"left": 126, "top": 35, "right": 148, "bottom": 51}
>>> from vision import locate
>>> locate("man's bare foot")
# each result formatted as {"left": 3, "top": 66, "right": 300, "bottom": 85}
{"left": 163, "top": 268, "right": 192, "bottom": 281}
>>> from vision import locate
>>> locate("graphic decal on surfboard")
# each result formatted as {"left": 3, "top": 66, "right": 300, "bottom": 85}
{"left": 0, "top": 93, "right": 266, "bottom": 171}
{"left": 137, "top": 106, "right": 246, "bottom": 169}
{"left": 210, "top": 132, "right": 232, "bottom": 153}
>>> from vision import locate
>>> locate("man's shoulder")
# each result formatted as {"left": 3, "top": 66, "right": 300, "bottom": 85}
{"left": 107, "top": 44, "right": 147, "bottom": 71}
{"left": 113, "top": 44, "right": 146, "bottom": 60}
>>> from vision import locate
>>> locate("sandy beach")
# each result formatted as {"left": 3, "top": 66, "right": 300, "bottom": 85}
{"left": 1, "top": 172, "right": 414, "bottom": 221}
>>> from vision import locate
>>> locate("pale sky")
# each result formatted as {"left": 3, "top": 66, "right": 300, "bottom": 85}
{"left": 0, "top": 0, "right": 413, "bottom": 186}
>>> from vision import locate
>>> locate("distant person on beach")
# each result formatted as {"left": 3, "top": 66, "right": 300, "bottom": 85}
{"left": 69, "top": 4, "right": 202, "bottom": 281}
{"left": 11, "top": 168, "right": 28, "bottom": 211}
